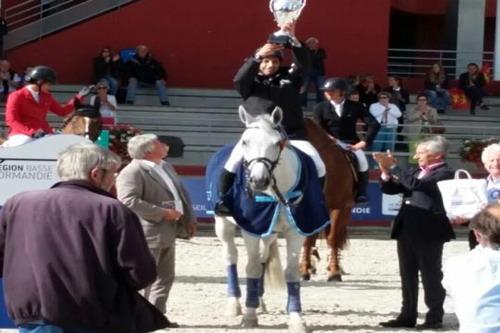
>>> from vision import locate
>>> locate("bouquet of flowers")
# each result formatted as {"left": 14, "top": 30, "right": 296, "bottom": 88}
{"left": 459, "top": 138, "right": 498, "bottom": 164}
{"left": 107, "top": 124, "right": 142, "bottom": 165}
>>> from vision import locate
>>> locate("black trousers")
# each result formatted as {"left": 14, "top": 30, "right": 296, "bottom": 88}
{"left": 396, "top": 238, "right": 446, "bottom": 323}
{"left": 464, "top": 86, "right": 485, "bottom": 112}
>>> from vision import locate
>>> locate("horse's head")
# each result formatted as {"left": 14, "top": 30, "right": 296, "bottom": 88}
{"left": 238, "top": 105, "right": 287, "bottom": 192}
{"left": 61, "top": 106, "right": 102, "bottom": 141}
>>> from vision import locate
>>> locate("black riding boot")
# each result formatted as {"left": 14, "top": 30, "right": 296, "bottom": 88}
{"left": 355, "top": 171, "right": 369, "bottom": 204}
{"left": 318, "top": 176, "right": 325, "bottom": 190}
{"left": 215, "top": 169, "right": 235, "bottom": 216}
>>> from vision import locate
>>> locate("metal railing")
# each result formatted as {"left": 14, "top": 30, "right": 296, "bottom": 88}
{"left": 3, "top": 0, "right": 135, "bottom": 50}
{"left": 388, "top": 48, "right": 495, "bottom": 78}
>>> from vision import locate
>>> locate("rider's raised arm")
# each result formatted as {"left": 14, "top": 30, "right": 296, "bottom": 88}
{"left": 47, "top": 93, "right": 83, "bottom": 117}
{"left": 234, "top": 56, "right": 260, "bottom": 99}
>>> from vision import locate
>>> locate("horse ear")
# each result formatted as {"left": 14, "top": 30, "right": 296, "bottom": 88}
{"left": 271, "top": 106, "right": 283, "bottom": 126}
{"left": 238, "top": 105, "right": 255, "bottom": 125}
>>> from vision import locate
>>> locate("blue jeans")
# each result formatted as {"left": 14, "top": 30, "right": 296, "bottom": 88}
{"left": 19, "top": 323, "right": 107, "bottom": 333}
{"left": 425, "top": 89, "right": 450, "bottom": 112}
{"left": 301, "top": 74, "right": 324, "bottom": 107}
{"left": 372, "top": 125, "right": 396, "bottom": 152}
{"left": 126, "top": 78, "right": 170, "bottom": 104}
{"left": 98, "top": 75, "right": 119, "bottom": 96}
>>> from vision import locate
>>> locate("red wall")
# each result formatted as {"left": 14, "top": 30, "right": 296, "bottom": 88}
{"left": 6, "top": 0, "right": 391, "bottom": 88}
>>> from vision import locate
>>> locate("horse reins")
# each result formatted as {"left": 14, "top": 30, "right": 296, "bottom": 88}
{"left": 243, "top": 125, "right": 289, "bottom": 205}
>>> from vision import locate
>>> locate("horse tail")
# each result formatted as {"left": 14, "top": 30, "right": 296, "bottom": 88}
{"left": 264, "top": 239, "right": 285, "bottom": 290}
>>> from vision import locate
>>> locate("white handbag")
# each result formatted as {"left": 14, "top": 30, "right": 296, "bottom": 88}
{"left": 437, "top": 169, "right": 488, "bottom": 219}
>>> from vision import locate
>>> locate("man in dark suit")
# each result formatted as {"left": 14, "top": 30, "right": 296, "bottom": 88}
{"left": 313, "top": 77, "right": 380, "bottom": 203}
{"left": 373, "top": 136, "right": 455, "bottom": 330}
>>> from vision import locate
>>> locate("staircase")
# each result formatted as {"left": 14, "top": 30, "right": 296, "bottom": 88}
{"left": 4, "top": 0, "right": 136, "bottom": 50}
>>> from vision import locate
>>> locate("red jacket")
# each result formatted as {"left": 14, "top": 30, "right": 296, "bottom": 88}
{"left": 5, "top": 87, "right": 81, "bottom": 137}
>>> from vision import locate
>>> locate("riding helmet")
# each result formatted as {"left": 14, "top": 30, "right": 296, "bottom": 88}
{"left": 321, "top": 78, "right": 348, "bottom": 92}
{"left": 26, "top": 66, "right": 57, "bottom": 84}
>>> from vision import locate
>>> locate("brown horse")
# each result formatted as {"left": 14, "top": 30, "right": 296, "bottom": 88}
{"left": 1, "top": 111, "right": 102, "bottom": 145}
{"left": 61, "top": 111, "right": 102, "bottom": 142}
{"left": 300, "top": 118, "right": 356, "bottom": 282}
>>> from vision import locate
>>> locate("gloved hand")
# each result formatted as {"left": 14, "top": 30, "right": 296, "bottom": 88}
{"left": 77, "top": 85, "right": 95, "bottom": 98}
{"left": 31, "top": 129, "right": 46, "bottom": 139}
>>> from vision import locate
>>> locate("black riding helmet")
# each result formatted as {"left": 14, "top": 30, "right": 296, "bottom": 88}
{"left": 255, "top": 47, "right": 284, "bottom": 61}
{"left": 321, "top": 78, "right": 348, "bottom": 92}
{"left": 26, "top": 66, "right": 57, "bottom": 85}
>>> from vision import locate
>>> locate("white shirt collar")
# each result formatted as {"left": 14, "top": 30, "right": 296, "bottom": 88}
{"left": 26, "top": 85, "right": 40, "bottom": 102}
{"left": 138, "top": 159, "right": 159, "bottom": 168}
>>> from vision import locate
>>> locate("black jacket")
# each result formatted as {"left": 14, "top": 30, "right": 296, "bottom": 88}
{"left": 313, "top": 99, "right": 380, "bottom": 145}
{"left": 380, "top": 164, "right": 455, "bottom": 242}
{"left": 93, "top": 56, "right": 121, "bottom": 81}
{"left": 126, "top": 54, "right": 167, "bottom": 84}
{"left": 384, "top": 87, "right": 410, "bottom": 113}
{"left": 308, "top": 48, "right": 326, "bottom": 76}
{"left": 459, "top": 71, "right": 486, "bottom": 90}
{"left": 234, "top": 45, "right": 311, "bottom": 140}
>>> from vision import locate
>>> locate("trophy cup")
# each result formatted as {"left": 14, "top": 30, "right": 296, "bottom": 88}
{"left": 268, "top": 0, "right": 307, "bottom": 45}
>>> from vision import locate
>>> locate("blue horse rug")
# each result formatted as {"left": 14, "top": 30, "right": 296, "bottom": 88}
{"left": 206, "top": 144, "right": 330, "bottom": 237}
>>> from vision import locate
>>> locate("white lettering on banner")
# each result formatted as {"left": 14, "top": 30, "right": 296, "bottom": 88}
{"left": 352, "top": 207, "right": 371, "bottom": 214}
{"left": 192, "top": 204, "right": 206, "bottom": 212}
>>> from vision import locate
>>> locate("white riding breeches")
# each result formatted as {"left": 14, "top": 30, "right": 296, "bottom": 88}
{"left": 1, "top": 134, "right": 33, "bottom": 147}
{"left": 224, "top": 140, "right": 326, "bottom": 178}
{"left": 335, "top": 140, "right": 368, "bottom": 172}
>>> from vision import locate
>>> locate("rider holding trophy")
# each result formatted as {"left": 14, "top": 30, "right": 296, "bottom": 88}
{"left": 3, "top": 66, "right": 92, "bottom": 147}
{"left": 217, "top": 1, "right": 326, "bottom": 214}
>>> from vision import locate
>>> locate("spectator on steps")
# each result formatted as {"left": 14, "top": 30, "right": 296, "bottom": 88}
{"left": 300, "top": 37, "right": 326, "bottom": 107}
{"left": 369, "top": 91, "right": 401, "bottom": 152}
{"left": 93, "top": 46, "right": 121, "bottom": 96}
{"left": 125, "top": 45, "right": 170, "bottom": 106}
{"left": 385, "top": 75, "right": 409, "bottom": 151}
{"left": 0, "top": 59, "right": 21, "bottom": 102}
{"left": 459, "top": 62, "right": 489, "bottom": 115}
{"left": 424, "top": 63, "right": 450, "bottom": 114}
{"left": 90, "top": 81, "right": 118, "bottom": 126}
{"left": 357, "top": 74, "right": 380, "bottom": 109}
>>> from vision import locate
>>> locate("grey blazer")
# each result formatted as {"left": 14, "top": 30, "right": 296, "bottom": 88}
{"left": 116, "top": 159, "right": 196, "bottom": 248}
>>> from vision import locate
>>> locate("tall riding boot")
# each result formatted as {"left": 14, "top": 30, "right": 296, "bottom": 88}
{"left": 215, "top": 170, "right": 235, "bottom": 216}
{"left": 318, "top": 176, "right": 325, "bottom": 190}
{"left": 355, "top": 171, "right": 369, "bottom": 204}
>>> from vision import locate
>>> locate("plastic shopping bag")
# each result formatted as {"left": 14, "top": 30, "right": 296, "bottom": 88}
{"left": 437, "top": 169, "right": 488, "bottom": 219}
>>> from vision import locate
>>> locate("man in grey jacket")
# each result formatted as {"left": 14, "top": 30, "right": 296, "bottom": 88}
{"left": 116, "top": 133, "right": 197, "bottom": 328}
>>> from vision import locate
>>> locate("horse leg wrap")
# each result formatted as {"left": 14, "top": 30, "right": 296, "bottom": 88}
{"left": 245, "top": 278, "right": 260, "bottom": 308}
{"left": 286, "top": 282, "right": 302, "bottom": 313}
{"left": 227, "top": 264, "right": 241, "bottom": 298}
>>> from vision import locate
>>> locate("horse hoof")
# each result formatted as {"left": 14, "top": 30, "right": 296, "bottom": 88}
{"left": 225, "top": 299, "right": 242, "bottom": 318}
{"left": 301, "top": 273, "right": 311, "bottom": 281}
{"left": 288, "top": 318, "right": 307, "bottom": 333}
{"left": 240, "top": 316, "right": 258, "bottom": 328}
{"left": 310, "top": 267, "right": 317, "bottom": 275}
{"left": 327, "top": 274, "right": 342, "bottom": 282}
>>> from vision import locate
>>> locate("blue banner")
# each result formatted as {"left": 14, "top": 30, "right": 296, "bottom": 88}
{"left": 181, "top": 177, "right": 398, "bottom": 222}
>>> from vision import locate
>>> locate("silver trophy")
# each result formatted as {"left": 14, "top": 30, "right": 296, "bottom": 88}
{"left": 268, "top": 0, "right": 306, "bottom": 45}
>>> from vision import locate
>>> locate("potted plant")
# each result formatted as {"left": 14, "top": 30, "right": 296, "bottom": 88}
{"left": 107, "top": 124, "right": 142, "bottom": 166}
{"left": 459, "top": 138, "right": 498, "bottom": 168}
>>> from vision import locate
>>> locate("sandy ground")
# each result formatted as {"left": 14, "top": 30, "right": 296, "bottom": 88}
{"left": 0, "top": 229, "right": 468, "bottom": 333}
{"left": 162, "top": 229, "right": 467, "bottom": 333}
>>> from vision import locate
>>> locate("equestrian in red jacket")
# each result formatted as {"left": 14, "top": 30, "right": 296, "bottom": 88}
{"left": 5, "top": 86, "right": 82, "bottom": 137}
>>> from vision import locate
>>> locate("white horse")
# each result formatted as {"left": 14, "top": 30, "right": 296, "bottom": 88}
{"left": 231, "top": 106, "right": 308, "bottom": 332}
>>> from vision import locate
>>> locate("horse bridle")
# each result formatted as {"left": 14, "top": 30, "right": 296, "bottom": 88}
{"left": 242, "top": 125, "right": 289, "bottom": 205}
